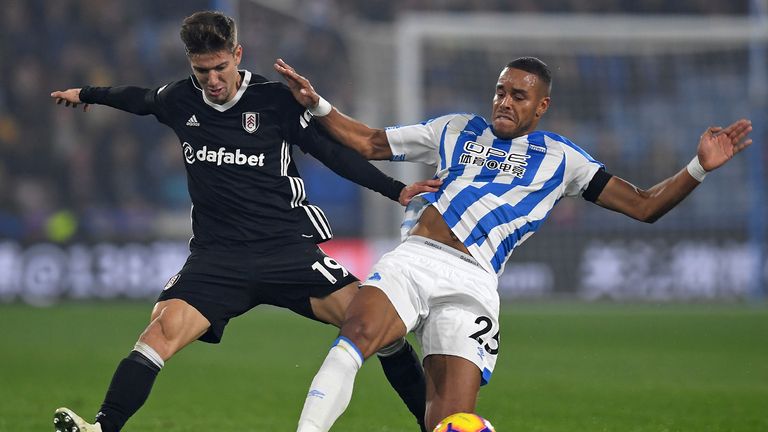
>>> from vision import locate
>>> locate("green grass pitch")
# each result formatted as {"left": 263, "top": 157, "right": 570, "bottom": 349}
{"left": 1, "top": 302, "right": 766, "bottom": 431}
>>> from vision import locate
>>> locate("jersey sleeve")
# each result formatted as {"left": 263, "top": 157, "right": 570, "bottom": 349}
{"left": 560, "top": 139, "right": 605, "bottom": 198}
{"left": 384, "top": 115, "right": 455, "bottom": 165}
{"left": 79, "top": 84, "right": 173, "bottom": 124}
{"left": 80, "top": 85, "right": 156, "bottom": 116}
{"left": 278, "top": 90, "right": 405, "bottom": 202}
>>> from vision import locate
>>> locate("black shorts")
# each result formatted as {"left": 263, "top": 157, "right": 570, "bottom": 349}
{"left": 157, "top": 242, "right": 359, "bottom": 343}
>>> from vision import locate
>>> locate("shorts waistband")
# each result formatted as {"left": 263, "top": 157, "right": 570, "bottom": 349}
{"left": 406, "top": 235, "right": 483, "bottom": 269}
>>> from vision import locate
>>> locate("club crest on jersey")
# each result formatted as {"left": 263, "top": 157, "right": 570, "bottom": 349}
{"left": 242, "top": 112, "right": 259, "bottom": 133}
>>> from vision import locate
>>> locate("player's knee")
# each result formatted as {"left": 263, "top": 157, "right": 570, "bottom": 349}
{"left": 140, "top": 308, "right": 184, "bottom": 358}
{"left": 340, "top": 319, "right": 381, "bottom": 358}
{"left": 138, "top": 323, "right": 172, "bottom": 360}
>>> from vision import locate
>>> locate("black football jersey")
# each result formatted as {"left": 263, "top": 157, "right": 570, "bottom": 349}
{"left": 80, "top": 71, "right": 403, "bottom": 250}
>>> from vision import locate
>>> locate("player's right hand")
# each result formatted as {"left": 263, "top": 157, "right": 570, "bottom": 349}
{"left": 50, "top": 88, "right": 89, "bottom": 111}
{"left": 274, "top": 58, "right": 321, "bottom": 110}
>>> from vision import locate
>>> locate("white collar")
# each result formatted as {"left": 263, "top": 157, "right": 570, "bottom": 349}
{"left": 193, "top": 70, "right": 252, "bottom": 112}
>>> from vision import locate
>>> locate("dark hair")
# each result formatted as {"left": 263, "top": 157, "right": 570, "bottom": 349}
{"left": 506, "top": 57, "right": 552, "bottom": 94}
{"left": 180, "top": 11, "right": 238, "bottom": 55}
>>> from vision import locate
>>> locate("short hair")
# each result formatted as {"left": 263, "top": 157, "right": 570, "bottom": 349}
{"left": 506, "top": 57, "right": 552, "bottom": 95}
{"left": 180, "top": 11, "right": 238, "bottom": 55}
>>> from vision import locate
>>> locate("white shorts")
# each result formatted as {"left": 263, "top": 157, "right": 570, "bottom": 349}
{"left": 363, "top": 236, "right": 500, "bottom": 384}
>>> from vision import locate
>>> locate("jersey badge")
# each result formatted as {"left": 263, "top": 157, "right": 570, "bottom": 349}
{"left": 242, "top": 112, "right": 260, "bottom": 133}
{"left": 367, "top": 272, "right": 382, "bottom": 282}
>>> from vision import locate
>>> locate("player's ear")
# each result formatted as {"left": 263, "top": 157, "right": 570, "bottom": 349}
{"left": 234, "top": 45, "right": 243, "bottom": 65}
{"left": 535, "top": 96, "right": 550, "bottom": 118}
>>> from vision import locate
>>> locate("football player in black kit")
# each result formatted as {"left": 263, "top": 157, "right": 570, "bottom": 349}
{"left": 49, "top": 10, "right": 436, "bottom": 432}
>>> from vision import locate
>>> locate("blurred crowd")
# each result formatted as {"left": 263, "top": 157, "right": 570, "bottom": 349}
{"left": 1, "top": 0, "right": 209, "bottom": 242}
{"left": 0, "top": 0, "right": 759, "bottom": 243}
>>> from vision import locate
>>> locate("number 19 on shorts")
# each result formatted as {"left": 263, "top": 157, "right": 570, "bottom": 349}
{"left": 311, "top": 257, "right": 348, "bottom": 284}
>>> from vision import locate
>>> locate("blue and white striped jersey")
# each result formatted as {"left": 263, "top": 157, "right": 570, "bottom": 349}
{"left": 386, "top": 113, "right": 604, "bottom": 276}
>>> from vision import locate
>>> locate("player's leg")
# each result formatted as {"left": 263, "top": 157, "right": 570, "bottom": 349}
{"left": 56, "top": 249, "right": 251, "bottom": 432}
{"left": 55, "top": 299, "right": 210, "bottom": 432}
{"left": 308, "top": 280, "right": 357, "bottom": 326}
{"left": 341, "top": 286, "right": 427, "bottom": 432}
{"left": 141, "top": 298, "right": 212, "bottom": 357}
{"left": 415, "top": 302, "right": 500, "bottom": 432}
{"left": 376, "top": 338, "right": 428, "bottom": 432}
{"left": 394, "top": 237, "right": 500, "bottom": 431}
{"left": 101, "top": 299, "right": 211, "bottom": 432}
{"left": 422, "top": 354, "right": 482, "bottom": 430}
{"left": 307, "top": 255, "right": 427, "bottom": 431}
{"left": 297, "top": 285, "right": 407, "bottom": 432}
{"left": 341, "top": 285, "right": 409, "bottom": 358}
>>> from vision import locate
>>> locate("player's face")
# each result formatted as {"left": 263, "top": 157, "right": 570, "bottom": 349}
{"left": 491, "top": 67, "right": 550, "bottom": 139}
{"left": 189, "top": 45, "right": 243, "bottom": 104}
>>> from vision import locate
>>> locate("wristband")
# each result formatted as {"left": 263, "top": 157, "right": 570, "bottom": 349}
{"left": 309, "top": 96, "right": 332, "bottom": 117}
{"left": 686, "top": 155, "right": 708, "bottom": 182}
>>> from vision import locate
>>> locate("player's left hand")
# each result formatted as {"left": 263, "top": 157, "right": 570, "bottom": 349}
{"left": 697, "top": 119, "right": 752, "bottom": 171}
{"left": 274, "top": 59, "right": 321, "bottom": 109}
{"left": 399, "top": 179, "right": 442, "bottom": 206}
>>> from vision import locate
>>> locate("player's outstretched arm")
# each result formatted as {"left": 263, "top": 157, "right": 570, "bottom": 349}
{"left": 300, "top": 124, "right": 441, "bottom": 204}
{"left": 51, "top": 88, "right": 89, "bottom": 112}
{"left": 274, "top": 58, "right": 392, "bottom": 160}
{"left": 594, "top": 119, "right": 753, "bottom": 223}
{"left": 53, "top": 86, "right": 158, "bottom": 116}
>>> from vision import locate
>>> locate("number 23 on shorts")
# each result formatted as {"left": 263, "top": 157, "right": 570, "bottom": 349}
{"left": 469, "top": 315, "right": 499, "bottom": 355}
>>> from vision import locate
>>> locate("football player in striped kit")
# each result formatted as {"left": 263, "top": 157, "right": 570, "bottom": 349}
{"left": 49, "top": 11, "right": 438, "bottom": 432}
{"left": 275, "top": 57, "right": 753, "bottom": 431}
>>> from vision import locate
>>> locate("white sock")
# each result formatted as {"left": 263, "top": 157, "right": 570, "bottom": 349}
{"left": 296, "top": 337, "right": 364, "bottom": 432}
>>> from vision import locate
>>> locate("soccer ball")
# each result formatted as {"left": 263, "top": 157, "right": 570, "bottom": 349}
{"left": 433, "top": 412, "right": 496, "bottom": 432}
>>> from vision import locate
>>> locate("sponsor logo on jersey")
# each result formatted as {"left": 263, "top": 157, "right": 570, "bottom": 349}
{"left": 182, "top": 142, "right": 265, "bottom": 167}
{"left": 367, "top": 272, "right": 382, "bottom": 282}
{"left": 459, "top": 141, "right": 531, "bottom": 178}
{"left": 242, "top": 112, "right": 259, "bottom": 133}
{"left": 391, "top": 154, "right": 407, "bottom": 161}
{"left": 163, "top": 274, "right": 181, "bottom": 290}
{"left": 183, "top": 142, "right": 196, "bottom": 164}
{"left": 528, "top": 143, "right": 547, "bottom": 153}
{"left": 186, "top": 115, "right": 200, "bottom": 127}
